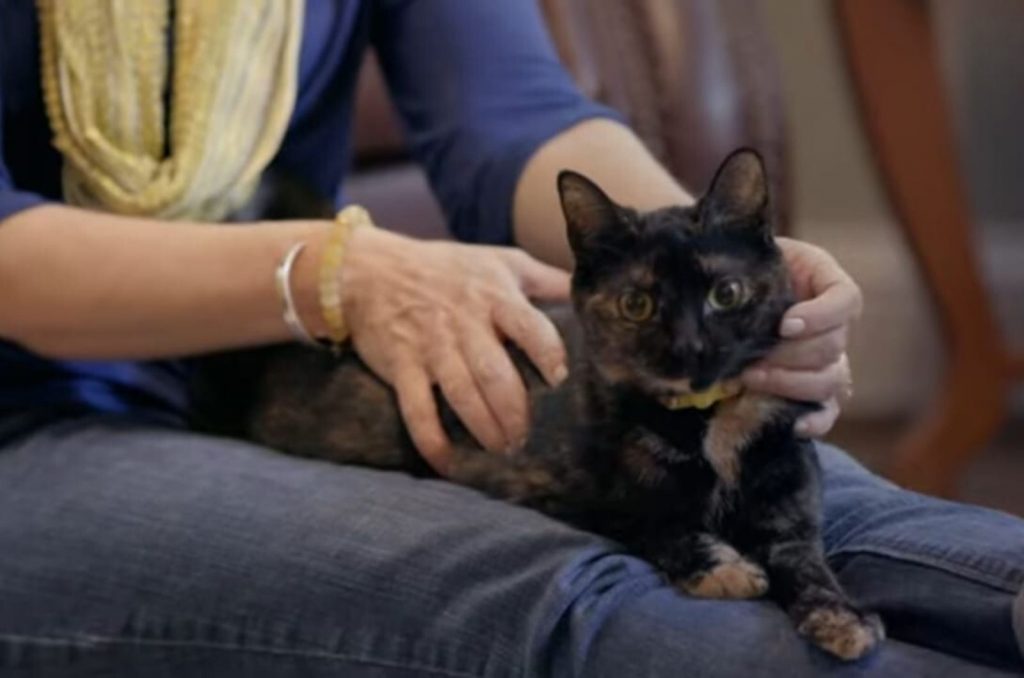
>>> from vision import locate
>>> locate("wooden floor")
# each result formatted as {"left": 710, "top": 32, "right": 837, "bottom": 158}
{"left": 829, "top": 418, "right": 1024, "bottom": 517}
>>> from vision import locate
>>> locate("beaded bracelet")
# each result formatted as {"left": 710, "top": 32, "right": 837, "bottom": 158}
{"left": 319, "top": 205, "right": 373, "bottom": 353}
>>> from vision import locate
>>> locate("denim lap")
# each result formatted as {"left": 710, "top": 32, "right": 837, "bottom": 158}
{"left": 815, "top": 445, "right": 1024, "bottom": 669}
{"left": 0, "top": 416, "right": 1020, "bottom": 677}
{"left": 819, "top": 445, "right": 1024, "bottom": 589}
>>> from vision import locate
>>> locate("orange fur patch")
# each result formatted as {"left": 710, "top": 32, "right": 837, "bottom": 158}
{"left": 703, "top": 394, "right": 786, "bottom": 486}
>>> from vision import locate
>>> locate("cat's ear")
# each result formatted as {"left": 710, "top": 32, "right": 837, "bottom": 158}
{"left": 700, "top": 148, "right": 771, "bottom": 235}
{"left": 558, "top": 170, "right": 622, "bottom": 254}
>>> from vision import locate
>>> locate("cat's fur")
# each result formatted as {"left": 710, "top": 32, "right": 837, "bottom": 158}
{"left": 196, "top": 150, "right": 883, "bottom": 661}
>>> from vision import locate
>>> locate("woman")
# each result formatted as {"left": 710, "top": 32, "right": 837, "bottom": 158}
{"left": 0, "top": 1, "right": 1021, "bottom": 676}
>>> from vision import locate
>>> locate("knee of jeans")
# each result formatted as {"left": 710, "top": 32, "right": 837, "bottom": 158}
{"left": 524, "top": 545, "right": 668, "bottom": 675}
{"left": 541, "top": 561, "right": 840, "bottom": 678}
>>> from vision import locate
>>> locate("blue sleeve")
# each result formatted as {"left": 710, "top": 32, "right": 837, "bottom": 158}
{"left": 371, "top": 0, "right": 623, "bottom": 244}
{"left": 0, "top": 84, "right": 49, "bottom": 224}
{"left": 0, "top": 169, "right": 46, "bottom": 223}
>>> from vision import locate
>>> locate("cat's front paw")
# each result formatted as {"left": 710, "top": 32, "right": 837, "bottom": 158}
{"left": 798, "top": 605, "right": 885, "bottom": 661}
{"left": 680, "top": 558, "right": 769, "bottom": 599}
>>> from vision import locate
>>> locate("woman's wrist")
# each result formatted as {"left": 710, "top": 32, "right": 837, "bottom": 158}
{"left": 234, "top": 218, "right": 331, "bottom": 349}
{"left": 287, "top": 220, "right": 332, "bottom": 341}
{"left": 286, "top": 214, "right": 381, "bottom": 344}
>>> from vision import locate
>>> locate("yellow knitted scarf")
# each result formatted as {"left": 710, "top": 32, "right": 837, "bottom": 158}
{"left": 36, "top": 0, "right": 303, "bottom": 221}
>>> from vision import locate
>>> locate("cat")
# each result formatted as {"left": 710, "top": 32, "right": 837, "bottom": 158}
{"left": 196, "top": 149, "right": 884, "bottom": 662}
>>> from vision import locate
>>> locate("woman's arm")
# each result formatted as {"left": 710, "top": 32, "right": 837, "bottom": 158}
{"left": 0, "top": 203, "right": 568, "bottom": 469}
{"left": 514, "top": 118, "right": 694, "bottom": 269}
{"left": 0, "top": 204, "right": 324, "bottom": 359}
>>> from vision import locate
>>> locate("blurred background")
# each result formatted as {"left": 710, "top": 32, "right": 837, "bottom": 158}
{"left": 762, "top": 0, "right": 1024, "bottom": 515}
{"left": 346, "top": 0, "right": 1023, "bottom": 514}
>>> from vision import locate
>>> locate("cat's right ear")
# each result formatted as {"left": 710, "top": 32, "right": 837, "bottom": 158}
{"left": 700, "top": 148, "right": 771, "bottom": 237}
{"left": 557, "top": 170, "right": 622, "bottom": 255}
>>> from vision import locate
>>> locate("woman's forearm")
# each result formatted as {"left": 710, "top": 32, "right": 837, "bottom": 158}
{"left": 0, "top": 204, "right": 326, "bottom": 359}
{"left": 513, "top": 118, "right": 694, "bottom": 268}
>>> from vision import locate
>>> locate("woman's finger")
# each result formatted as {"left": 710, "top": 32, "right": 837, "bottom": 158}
{"left": 499, "top": 249, "right": 571, "bottom": 301}
{"left": 393, "top": 363, "right": 452, "bottom": 475}
{"left": 493, "top": 297, "right": 568, "bottom": 387}
{"left": 460, "top": 326, "right": 530, "bottom": 450}
{"left": 776, "top": 239, "right": 863, "bottom": 338}
{"left": 758, "top": 326, "right": 847, "bottom": 372}
{"left": 781, "top": 276, "right": 862, "bottom": 338}
{"left": 741, "top": 356, "right": 847, "bottom": 403}
{"left": 431, "top": 347, "right": 509, "bottom": 454}
{"left": 795, "top": 397, "right": 841, "bottom": 438}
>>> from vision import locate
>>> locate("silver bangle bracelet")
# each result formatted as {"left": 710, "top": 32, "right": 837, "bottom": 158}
{"left": 274, "top": 241, "right": 322, "bottom": 348}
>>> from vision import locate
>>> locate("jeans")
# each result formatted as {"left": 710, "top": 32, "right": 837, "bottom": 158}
{"left": 0, "top": 414, "right": 1021, "bottom": 677}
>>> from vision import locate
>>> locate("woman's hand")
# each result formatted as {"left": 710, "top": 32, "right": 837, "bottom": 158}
{"left": 340, "top": 227, "right": 570, "bottom": 474}
{"left": 741, "top": 238, "right": 862, "bottom": 438}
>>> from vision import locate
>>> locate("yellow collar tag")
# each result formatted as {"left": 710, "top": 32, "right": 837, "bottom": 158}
{"left": 658, "top": 381, "right": 742, "bottom": 410}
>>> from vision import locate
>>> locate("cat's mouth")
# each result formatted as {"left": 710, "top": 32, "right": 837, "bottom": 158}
{"left": 654, "top": 380, "right": 743, "bottom": 411}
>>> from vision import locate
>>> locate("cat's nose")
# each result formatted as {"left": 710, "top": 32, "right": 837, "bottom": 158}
{"left": 668, "top": 341, "right": 719, "bottom": 386}
{"left": 672, "top": 338, "right": 706, "bottom": 359}
{"left": 665, "top": 345, "right": 705, "bottom": 381}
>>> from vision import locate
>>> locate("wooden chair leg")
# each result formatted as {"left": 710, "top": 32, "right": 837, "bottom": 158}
{"left": 834, "top": 0, "right": 1009, "bottom": 496}
{"left": 1009, "top": 353, "right": 1024, "bottom": 380}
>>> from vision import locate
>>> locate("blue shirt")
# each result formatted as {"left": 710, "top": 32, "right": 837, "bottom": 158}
{"left": 0, "top": 0, "right": 616, "bottom": 425}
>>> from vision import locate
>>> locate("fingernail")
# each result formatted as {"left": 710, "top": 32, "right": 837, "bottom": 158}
{"left": 550, "top": 363, "right": 569, "bottom": 386}
{"left": 795, "top": 420, "right": 812, "bottom": 437}
{"left": 781, "top": 317, "right": 806, "bottom": 338}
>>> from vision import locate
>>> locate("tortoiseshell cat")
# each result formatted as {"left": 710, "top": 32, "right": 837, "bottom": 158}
{"left": 199, "top": 150, "right": 883, "bottom": 661}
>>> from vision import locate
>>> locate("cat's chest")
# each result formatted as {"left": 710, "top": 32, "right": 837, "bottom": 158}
{"left": 612, "top": 394, "right": 791, "bottom": 509}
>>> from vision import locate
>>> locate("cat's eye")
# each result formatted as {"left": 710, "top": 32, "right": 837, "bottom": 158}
{"left": 618, "top": 290, "right": 655, "bottom": 322}
{"left": 708, "top": 278, "right": 747, "bottom": 311}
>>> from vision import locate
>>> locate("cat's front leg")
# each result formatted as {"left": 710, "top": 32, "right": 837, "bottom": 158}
{"left": 641, "top": 532, "right": 768, "bottom": 600}
{"left": 756, "top": 537, "right": 884, "bottom": 661}
{"left": 739, "top": 438, "right": 883, "bottom": 661}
